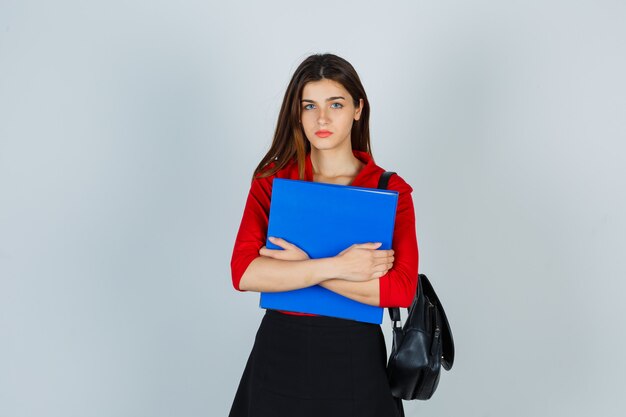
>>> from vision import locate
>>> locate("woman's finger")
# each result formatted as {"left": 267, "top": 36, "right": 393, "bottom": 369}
{"left": 268, "top": 236, "right": 282, "bottom": 246}
{"left": 268, "top": 236, "right": 295, "bottom": 248}
{"left": 372, "top": 250, "right": 393, "bottom": 259}
{"left": 372, "top": 252, "right": 393, "bottom": 263}
{"left": 354, "top": 242, "right": 382, "bottom": 249}
{"left": 259, "top": 247, "right": 282, "bottom": 258}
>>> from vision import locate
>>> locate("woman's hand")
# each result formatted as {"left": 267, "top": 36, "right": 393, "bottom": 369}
{"left": 259, "top": 236, "right": 310, "bottom": 261}
{"left": 335, "top": 242, "right": 394, "bottom": 282}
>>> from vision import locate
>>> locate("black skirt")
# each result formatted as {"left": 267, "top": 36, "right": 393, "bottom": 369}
{"left": 229, "top": 309, "right": 403, "bottom": 417}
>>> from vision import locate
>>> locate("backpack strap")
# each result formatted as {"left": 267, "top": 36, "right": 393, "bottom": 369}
{"left": 375, "top": 171, "right": 402, "bottom": 325}
{"left": 377, "top": 170, "right": 396, "bottom": 190}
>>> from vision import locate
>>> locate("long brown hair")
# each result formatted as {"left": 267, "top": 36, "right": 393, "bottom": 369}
{"left": 252, "top": 53, "right": 372, "bottom": 181}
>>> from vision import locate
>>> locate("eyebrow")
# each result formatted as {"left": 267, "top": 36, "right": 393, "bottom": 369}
{"left": 301, "top": 96, "right": 346, "bottom": 103}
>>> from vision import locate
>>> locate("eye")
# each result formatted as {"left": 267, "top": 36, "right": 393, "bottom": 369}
{"left": 303, "top": 104, "right": 315, "bottom": 110}
{"left": 331, "top": 102, "right": 343, "bottom": 109}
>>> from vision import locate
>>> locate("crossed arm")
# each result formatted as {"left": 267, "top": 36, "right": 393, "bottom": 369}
{"left": 238, "top": 236, "right": 388, "bottom": 306}
{"left": 319, "top": 278, "right": 380, "bottom": 306}
{"left": 230, "top": 174, "right": 418, "bottom": 309}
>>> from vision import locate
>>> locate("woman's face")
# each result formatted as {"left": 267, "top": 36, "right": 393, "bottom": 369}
{"left": 300, "top": 79, "right": 364, "bottom": 152}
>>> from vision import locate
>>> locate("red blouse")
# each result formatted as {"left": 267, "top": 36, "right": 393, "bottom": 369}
{"left": 230, "top": 149, "right": 419, "bottom": 315}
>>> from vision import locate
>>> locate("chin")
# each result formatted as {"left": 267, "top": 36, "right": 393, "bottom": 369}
{"left": 311, "top": 144, "right": 337, "bottom": 151}
{"left": 309, "top": 141, "right": 338, "bottom": 152}
{"left": 307, "top": 136, "right": 346, "bottom": 150}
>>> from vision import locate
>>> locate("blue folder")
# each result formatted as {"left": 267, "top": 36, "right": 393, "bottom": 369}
{"left": 259, "top": 178, "right": 399, "bottom": 324}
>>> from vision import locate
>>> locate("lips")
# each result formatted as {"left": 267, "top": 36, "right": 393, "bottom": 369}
{"left": 315, "top": 130, "right": 332, "bottom": 138}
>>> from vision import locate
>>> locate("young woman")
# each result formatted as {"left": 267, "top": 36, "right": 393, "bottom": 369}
{"left": 229, "top": 53, "right": 418, "bottom": 417}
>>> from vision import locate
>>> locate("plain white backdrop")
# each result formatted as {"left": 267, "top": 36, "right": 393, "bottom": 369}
{"left": 1, "top": 1, "right": 625, "bottom": 416}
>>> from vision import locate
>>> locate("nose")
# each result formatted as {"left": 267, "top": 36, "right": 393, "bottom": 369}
{"left": 317, "top": 107, "right": 330, "bottom": 126}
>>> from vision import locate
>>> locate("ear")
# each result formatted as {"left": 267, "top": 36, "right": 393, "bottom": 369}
{"left": 354, "top": 98, "right": 364, "bottom": 121}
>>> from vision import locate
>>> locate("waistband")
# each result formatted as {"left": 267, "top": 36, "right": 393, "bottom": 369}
{"left": 264, "top": 308, "right": 378, "bottom": 328}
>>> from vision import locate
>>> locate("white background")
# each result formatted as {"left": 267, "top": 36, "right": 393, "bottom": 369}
{"left": 1, "top": 1, "right": 625, "bottom": 416}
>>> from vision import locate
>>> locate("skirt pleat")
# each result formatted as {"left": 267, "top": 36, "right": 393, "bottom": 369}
{"left": 228, "top": 309, "right": 402, "bottom": 417}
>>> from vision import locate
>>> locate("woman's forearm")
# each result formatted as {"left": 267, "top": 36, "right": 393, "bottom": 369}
{"left": 318, "top": 278, "right": 380, "bottom": 306}
{"left": 238, "top": 255, "right": 339, "bottom": 292}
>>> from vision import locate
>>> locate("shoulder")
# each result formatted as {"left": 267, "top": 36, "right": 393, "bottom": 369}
{"left": 370, "top": 164, "right": 414, "bottom": 195}
{"left": 377, "top": 170, "right": 415, "bottom": 217}
{"left": 251, "top": 157, "right": 296, "bottom": 189}
{"left": 353, "top": 150, "right": 413, "bottom": 194}
{"left": 388, "top": 172, "right": 413, "bottom": 194}
{"left": 253, "top": 161, "right": 277, "bottom": 181}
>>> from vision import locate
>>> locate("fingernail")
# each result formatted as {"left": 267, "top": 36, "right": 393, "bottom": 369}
{"left": 268, "top": 236, "right": 275, "bottom": 241}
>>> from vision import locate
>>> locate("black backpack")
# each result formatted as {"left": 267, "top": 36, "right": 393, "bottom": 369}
{"left": 377, "top": 171, "right": 455, "bottom": 405}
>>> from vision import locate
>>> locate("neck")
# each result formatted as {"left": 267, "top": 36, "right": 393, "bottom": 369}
{"left": 310, "top": 146, "right": 363, "bottom": 178}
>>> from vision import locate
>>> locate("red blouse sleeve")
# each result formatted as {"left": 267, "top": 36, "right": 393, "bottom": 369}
{"left": 230, "top": 174, "right": 273, "bottom": 291}
{"left": 378, "top": 174, "right": 419, "bottom": 308}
